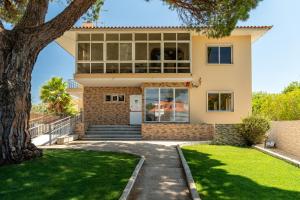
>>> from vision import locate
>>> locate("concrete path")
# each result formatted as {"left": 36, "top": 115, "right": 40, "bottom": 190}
{"left": 42, "top": 141, "right": 192, "bottom": 200}
{"left": 32, "top": 134, "right": 50, "bottom": 146}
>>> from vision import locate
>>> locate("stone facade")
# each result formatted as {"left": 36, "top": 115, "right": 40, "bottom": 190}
{"left": 142, "top": 123, "right": 214, "bottom": 140}
{"left": 268, "top": 121, "right": 300, "bottom": 158}
{"left": 212, "top": 124, "right": 246, "bottom": 146}
{"left": 74, "top": 122, "right": 86, "bottom": 139}
{"left": 84, "top": 87, "right": 142, "bottom": 125}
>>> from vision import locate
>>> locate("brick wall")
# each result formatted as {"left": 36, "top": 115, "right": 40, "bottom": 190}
{"left": 268, "top": 121, "right": 300, "bottom": 158}
{"left": 84, "top": 87, "right": 142, "bottom": 125}
{"left": 142, "top": 123, "right": 214, "bottom": 140}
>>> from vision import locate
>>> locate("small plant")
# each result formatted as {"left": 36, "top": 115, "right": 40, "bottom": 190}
{"left": 239, "top": 115, "right": 270, "bottom": 146}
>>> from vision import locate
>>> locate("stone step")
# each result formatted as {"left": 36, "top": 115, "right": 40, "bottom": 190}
{"left": 88, "top": 127, "right": 141, "bottom": 131}
{"left": 86, "top": 130, "right": 141, "bottom": 135}
{"left": 89, "top": 125, "right": 141, "bottom": 128}
{"left": 80, "top": 137, "right": 142, "bottom": 141}
{"left": 84, "top": 134, "right": 141, "bottom": 138}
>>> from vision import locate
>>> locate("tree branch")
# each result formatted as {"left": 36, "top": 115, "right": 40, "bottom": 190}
{"left": 0, "top": 20, "right": 6, "bottom": 38}
{"left": 14, "top": 0, "right": 49, "bottom": 30}
{"left": 0, "top": 20, "right": 4, "bottom": 31}
{"left": 35, "top": 0, "right": 96, "bottom": 47}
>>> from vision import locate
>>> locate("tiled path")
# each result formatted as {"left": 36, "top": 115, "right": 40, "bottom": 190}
{"left": 42, "top": 141, "right": 192, "bottom": 200}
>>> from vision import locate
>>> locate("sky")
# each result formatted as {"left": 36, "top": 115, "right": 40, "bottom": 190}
{"left": 30, "top": 0, "right": 300, "bottom": 103}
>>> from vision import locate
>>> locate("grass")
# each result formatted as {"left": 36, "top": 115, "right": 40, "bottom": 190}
{"left": 0, "top": 149, "right": 139, "bottom": 200}
{"left": 182, "top": 145, "right": 300, "bottom": 200}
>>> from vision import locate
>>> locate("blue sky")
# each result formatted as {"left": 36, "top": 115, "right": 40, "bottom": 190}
{"left": 31, "top": 0, "right": 300, "bottom": 103}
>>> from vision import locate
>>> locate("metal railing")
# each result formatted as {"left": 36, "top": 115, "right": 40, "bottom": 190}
{"left": 29, "top": 113, "right": 82, "bottom": 145}
{"left": 68, "top": 79, "right": 81, "bottom": 89}
{"left": 29, "top": 114, "right": 60, "bottom": 128}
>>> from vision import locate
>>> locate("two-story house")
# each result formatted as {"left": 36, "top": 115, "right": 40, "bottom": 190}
{"left": 56, "top": 24, "right": 271, "bottom": 140}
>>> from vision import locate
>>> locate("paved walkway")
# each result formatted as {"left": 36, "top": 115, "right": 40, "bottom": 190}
{"left": 32, "top": 134, "right": 50, "bottom": 146}
{"left": 42, "top": 141, "right": 192, "bottom": 200}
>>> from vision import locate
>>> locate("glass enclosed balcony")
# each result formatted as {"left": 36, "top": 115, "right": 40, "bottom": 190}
{"left": 76, "top": 32, "right": 191, "bottom": 74}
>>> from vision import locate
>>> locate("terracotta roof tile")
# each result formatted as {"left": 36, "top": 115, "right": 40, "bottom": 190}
{"left": 71, "top": 25, "right": 273, "bottom": 30}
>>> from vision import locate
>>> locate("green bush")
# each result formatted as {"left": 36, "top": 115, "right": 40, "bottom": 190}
{"left": 252, "top": 89, "right": 300, "bottom": 120}
{"left": 239, "top": 115, "right": 270, "bottom": 146}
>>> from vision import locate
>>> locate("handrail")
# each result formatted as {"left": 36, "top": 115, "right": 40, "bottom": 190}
{"left": 29, "top": 113, "right": 82, "bottom": 143}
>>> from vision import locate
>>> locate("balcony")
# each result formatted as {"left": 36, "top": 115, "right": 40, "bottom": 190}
{"left": 76, "top": 32, "right": 191, "bottom": 79}
{"left": 76, "top": 62, "right": 191, "bottom": 74}
{"left": 66, "top": 79, "right": 83, "bottom": 97}
{"left": 74, "top": 73, "right": 193, "bottom": 87}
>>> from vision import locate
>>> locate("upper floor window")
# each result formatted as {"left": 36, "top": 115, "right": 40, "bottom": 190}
{"left": 207, "top": 46, "right": 232, "bottom": 64}
{"left": 76, "top": 32, "right": 191, "bottom": 74}
{"left": 207, "top": 91, "right": 234, "bottom": 112}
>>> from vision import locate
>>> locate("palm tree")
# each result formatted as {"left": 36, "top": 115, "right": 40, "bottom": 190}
{"left": 40, "top": 77, "right": 76, "bottom": 116}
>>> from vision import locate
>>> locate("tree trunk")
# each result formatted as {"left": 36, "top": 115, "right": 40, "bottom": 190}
{"left": 0, "top": 0, "right": 96, "bottom": 165}
{"left": 0, "top": 33, "right": 42, "bottom": 165}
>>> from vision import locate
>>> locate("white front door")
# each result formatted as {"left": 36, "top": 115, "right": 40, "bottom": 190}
{"left": 130, "top": 95, "right": 142, "bottom": 125}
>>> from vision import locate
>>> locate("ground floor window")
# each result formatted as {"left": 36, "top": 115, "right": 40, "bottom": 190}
{"left": 145, "top": 88, "right": 189, "bottom": 122}
{"left": 207, "top": 91, "right": 234, "bottom": 112}
{"left": 105, "top": 94, "right": 125, "bottom": 103}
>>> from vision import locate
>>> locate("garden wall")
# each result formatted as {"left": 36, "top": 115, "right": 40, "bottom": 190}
{"left": 212, "top": 124, "right": 246, "bottom": 146}
{"left": 268, "top": 121, "right": 300, "bottom": 158}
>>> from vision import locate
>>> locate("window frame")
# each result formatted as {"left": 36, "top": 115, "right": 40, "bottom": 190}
{"left": 104, "top": 94, "right": 126, "bottom": 103}
{"left": 76, "top": 32, "right": 192, "bottom": 74}
{"left": 144, "top": 87, "right": 190, "bottom": 123}
{"left": 76, "top": 33, "right": 105, "bottom": 73}
{"left": 206, "top": 91, "right": 234, "bottom": 112}
{"left": 207, "top": 44, "right": 233, "bottom": 65}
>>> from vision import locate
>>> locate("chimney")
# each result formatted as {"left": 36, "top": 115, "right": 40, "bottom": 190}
{"left": 82, "top": 21, "right": 94, "bottom": 28}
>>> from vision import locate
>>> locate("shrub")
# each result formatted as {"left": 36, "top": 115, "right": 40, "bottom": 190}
{"left": 239, "top": 115, "right": 270, "bottom": 146}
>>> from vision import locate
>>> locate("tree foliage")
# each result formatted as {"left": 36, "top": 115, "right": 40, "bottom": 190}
{"left": 31, "top": 103, "right": 48, "bottom": 114}
{"left": 0, "top": 0, "right": 262, "bottom": 38}
{"left": 164, "top": 0, "right": 262, "bottom": 37}
{"left": 0, "top": 0, "right": 104, "bottom": 24}
{"left": 253, "top": 82, "right": 300, "bottom": 120}
{"left": 282, "top": 81, "right": 300, "bottom": 94}
{"left": 40, "top": 77, "right": 77, "bottom": 116}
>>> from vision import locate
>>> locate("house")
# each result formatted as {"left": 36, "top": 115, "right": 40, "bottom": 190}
{"left": 57, "top": 24, "right": 271, "bottom": 140}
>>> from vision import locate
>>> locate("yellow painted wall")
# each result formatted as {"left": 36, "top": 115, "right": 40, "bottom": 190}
{"left": 190, "top": 35, "right": 252, "bottom": 124}
{"left": 71, "top": 33, "right": 253, "bottom": 124}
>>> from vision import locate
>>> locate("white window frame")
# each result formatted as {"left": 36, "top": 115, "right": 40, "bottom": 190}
{"left": 207, "top": 91, "right": 234, "bottom": 112}
{"left": 144, "top": 87, "right": 190, "bottom": 123}
{"left": 76, "top": 31, "right": 192, "bottom": 74}
{"left": 207, "top": 45, "right": 233, "bottom": 65}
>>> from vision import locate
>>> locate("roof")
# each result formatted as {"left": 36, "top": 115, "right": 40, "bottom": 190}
{"left": 71, "top": 25, "right": 272, "bottom": 30}
{"left": 57, "top": 25, "right": 272, "bottom": 56}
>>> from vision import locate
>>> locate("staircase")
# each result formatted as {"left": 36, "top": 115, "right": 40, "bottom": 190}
{"left": 82, "top": 125, "right": 142, "bottom": 140}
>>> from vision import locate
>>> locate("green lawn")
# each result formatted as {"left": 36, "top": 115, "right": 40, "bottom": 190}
{"left": 0, "top": 149, "right": 139, "bottom": 200}
{"left": 182, "top": 145, "right": 300, "bottom": 200}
